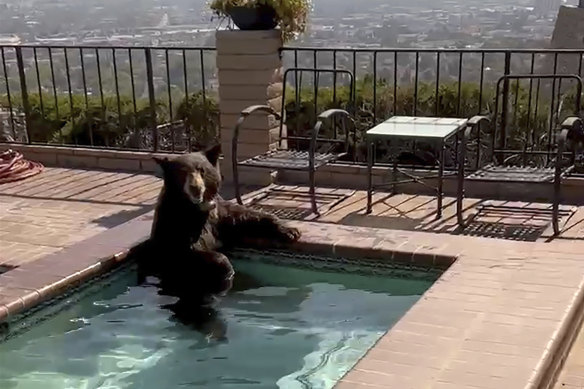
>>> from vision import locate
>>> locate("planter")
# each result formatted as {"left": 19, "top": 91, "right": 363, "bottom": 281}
{"left": 227, "top": 4, "right": 278, "bottom": 31}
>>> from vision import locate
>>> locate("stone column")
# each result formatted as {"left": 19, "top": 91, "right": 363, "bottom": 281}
{"left": 547, "top": 5, "right": 584, "bottom": 74}
{"left": 216, "top": 30, "right": 284, "bottom": 186}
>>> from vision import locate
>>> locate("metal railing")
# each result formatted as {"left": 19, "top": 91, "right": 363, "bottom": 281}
{"left": 0, "top": 45, "right": 216, "bottom": 152}
{"left": 280, "top": 47, "right": 584, "bottom": 164}
{"left": 2, "top": 44, "right": 584, "bottom": 163}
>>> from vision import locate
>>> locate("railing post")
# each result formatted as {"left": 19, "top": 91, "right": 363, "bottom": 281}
{"left": 373, "top": 52, "right": 377, "bottom": 123}
{"left": 15, "top": 47, "right": 32, "bottom": 144}
{"left": 145, "top": 48, "right": 158, "bottom": 151}
{"left": 499, "top": 51, "right": 512, "bottom": 163}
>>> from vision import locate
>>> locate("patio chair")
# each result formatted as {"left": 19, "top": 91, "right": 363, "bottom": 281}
{"left": 457, "top": 74, "right": 584, "bottom": 235}
{"left": 231, "top": 68, "right": 355, "bottom": 215}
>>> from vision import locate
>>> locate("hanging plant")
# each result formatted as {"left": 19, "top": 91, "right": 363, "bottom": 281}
{"left": 209, "top": 0, "right": 312, "bottom": 42}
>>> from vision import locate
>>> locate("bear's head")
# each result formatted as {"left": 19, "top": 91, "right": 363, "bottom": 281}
{"left": 153, "top": 143, "right": 222, "bottom": 212}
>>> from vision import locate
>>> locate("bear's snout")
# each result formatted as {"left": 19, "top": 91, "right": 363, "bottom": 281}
{"left": 185, "top": 171, "right": 206, "bottom": 203}
{"left": 184, "top": 170, "right": 216, "bottom": 211}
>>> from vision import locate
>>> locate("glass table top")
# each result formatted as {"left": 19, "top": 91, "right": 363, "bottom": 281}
{"left": 366, "top": 116, "right": 468, "bottom": 139}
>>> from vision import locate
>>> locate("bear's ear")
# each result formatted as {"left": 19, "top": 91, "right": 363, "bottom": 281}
{"left": 204, "top": 143, "right": 222, "bottom": 166}
{"left": 153, "top": 156, "right": 171, "bottom": 170}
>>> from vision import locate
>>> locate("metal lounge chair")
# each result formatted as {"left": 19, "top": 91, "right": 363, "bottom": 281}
{"left": 231, "top": 68, "right": 355, "bottom": 215}
{"left": 457, "top": 74, "right": 584, "bottom": 235}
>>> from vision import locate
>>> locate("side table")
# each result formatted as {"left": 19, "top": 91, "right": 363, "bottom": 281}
{"left": 366, "top": 116, "right": 469, "bottom": 219}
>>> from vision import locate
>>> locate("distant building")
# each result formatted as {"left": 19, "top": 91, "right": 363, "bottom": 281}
{"left": 546, "top": 5, "right": 584, "bottom": 73}
{"left": 0, "top": 34, "right": 20, "bottom": 45}
{"left": 549, "top": 4, "right": 584, "bottom": 48}
{"left": 535, "top": 0, "right": 561, "bottom": 17}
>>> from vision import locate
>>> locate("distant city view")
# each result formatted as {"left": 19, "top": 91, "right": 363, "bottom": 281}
{"left": 0, "top": 0, "right": 580, "bottom": 48}
{"left": 2, "top": 0, "right": 584, "bottom": 150}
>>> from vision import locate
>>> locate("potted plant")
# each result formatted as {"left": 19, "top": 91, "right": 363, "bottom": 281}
{"left": 209, "top": 0, "right": 311, "bottom": 42}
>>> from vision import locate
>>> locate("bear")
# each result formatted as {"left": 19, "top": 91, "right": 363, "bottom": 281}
{"left": 142, "top": 143, "right": 301, "bottom": 302}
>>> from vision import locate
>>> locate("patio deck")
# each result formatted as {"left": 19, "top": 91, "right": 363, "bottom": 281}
{"left": 3, "top": 166, "right": 579, "bottom": 272}
{"left": 243, "top": 184, "right": 584, "bottom": 243}
{"left": 3, "top": 168, "right": 584, "bottom": 388}
{"left": 0, "top": 167, "right": 161, "bottom": 269}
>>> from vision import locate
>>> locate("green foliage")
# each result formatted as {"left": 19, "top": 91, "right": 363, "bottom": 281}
{"left": 0, "top": 75, "right": 576, "bottom": 163}
{"left": 283, "top": 77, "right": 575, "bottom": 161}
{"left": 0, "top": 90, "right": 219, "bottom": 151}
{"left": 175, "top": 91, "right": 220, "bottom": 149}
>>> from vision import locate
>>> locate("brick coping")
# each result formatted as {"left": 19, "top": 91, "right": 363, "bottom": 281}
{"left": 0, "top": 210, "right": 153, "bottom": 322}
{"left": 0, "top": 213, "right": 584, "bottom": 388}
{"left": 0, "top": 213, "right": 453, "bottom": 323}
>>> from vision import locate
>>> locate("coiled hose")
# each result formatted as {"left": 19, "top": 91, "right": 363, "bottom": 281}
{"left": 0, "top": 149, "right": 44, "bottom": 184}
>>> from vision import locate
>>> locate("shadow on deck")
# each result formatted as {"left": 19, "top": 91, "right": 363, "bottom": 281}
{"left": 242, "top": 185, "right": 583, "bottom": 242}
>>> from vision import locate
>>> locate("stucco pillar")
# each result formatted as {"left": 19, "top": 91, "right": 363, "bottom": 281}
{"left": 216, "top": 30, "right": 284, "bottom": 186}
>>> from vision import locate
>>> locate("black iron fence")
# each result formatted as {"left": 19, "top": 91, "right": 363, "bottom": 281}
{"left": 2, "top": 45, "right": 584, "bottom": 164}
{"left": 0, "top": 45, "right": 217, "bottom": 152}
{"left": 281, "top": 47, "right": 584, "bottom": 164}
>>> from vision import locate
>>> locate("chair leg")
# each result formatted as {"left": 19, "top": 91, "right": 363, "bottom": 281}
{"left": 552, "top": 177, "right": 561, "bottom": 236}
{"left": 456, "top": 182, "right": 465, "bottom": 228}
{"left": 392, "top": 156, "right": 398, "bottom": 195}
{"left": 553, "top": 128, "right": 569, "bottom": 236}
{"left": 436, "top": 143, "right": 445, "bottom": 219}
{"left": 309, "top": 168, "right": 319, "bottom": 216}
{"left": 366, "top": 140, "right": 373, "bottom": 214}
{"left": 457, "top": 127, "right": 470, "bottom": 228}
{"left": 233, "top": 163, "right": 243, "bottom": 206}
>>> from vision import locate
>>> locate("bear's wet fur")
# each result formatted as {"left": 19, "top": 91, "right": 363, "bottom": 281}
{"left": 142, "top": 143, "right": 301, "bottom": 303}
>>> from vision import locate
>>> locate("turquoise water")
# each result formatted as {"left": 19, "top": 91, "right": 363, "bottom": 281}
{"left": 0, "top": 251, "right": 438, "bottom": 389}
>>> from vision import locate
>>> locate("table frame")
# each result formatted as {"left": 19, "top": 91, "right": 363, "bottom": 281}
{"left": 366, "top": 117, "right": 469, "bottom": 219}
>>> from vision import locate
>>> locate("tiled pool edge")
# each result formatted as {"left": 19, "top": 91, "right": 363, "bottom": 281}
{"left": 0, "top": 212, "right": 455, "bottom": 324}
{"left": 0, "top": 212, "right": 154, "bottom": 323}
{"left": 332, "top": 235, "right": 584, "bottom": 389}
{"left": 1, "top": 213, "right": 584, "bottom": 389}
{"left": 532, "top": 271, "right": 584, "bottom": 389}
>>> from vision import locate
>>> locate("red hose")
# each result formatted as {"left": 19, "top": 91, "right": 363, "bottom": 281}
{"left": 0, "top": 149, "right": 44, "bottom": 184}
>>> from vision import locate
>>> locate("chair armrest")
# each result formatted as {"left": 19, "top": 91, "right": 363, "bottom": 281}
{"left": 313, "top": 109, "right": 356, "bottom": 148}
{"left": 240, "top": 105, "right": 281, "bottom": 120}
{"left": 459, "top": 115, "right": 491, "bottom": 177}
{"left": 467, "top": 115, "right": 491, "bottom": 127}
{"left": 463, "top": 116, "right": 490, "bottom": 145}
{"left": 315, "top": 108, "right": 356, "bottom": 140}
{"left": 556, "top": 128, "right": 570, "bottom": 172}
{"left": 309, "top": 109, "right": 355, "bottom": 169}
{"left": 561, "top": 116, "right": 583, "bottom": 136}
{"left": 559, "top": 116, "right": 584, "bottom": 145}
{"left": 464, "top": 115, "right": 491, "bottom": 150}
{"left": 232, "top": 105, "right": 281, "bottom": 168}
{"left": 560, "top": 116, "right": 582, "bottom": 129}
{"left": 317, "top": 109, "right": 352, "bottom": 121}
{"left": 233, "top": 105, "right": 281, "bottom": 145}
{"left": 557, "top": 128, "right": 569, "bottom": 149}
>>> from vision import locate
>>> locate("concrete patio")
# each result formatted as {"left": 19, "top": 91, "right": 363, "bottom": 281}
{"left": 0, "top": 167, "right": 161, "bottom": 269}
{"left": 4, "top": 165, "right": 584, "bottom": 273}
{"left": 2, "top": 165, "right": 584, "bottom": 388}
{"left": 241, "top": 184, "right": 584, "bottom": 243}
